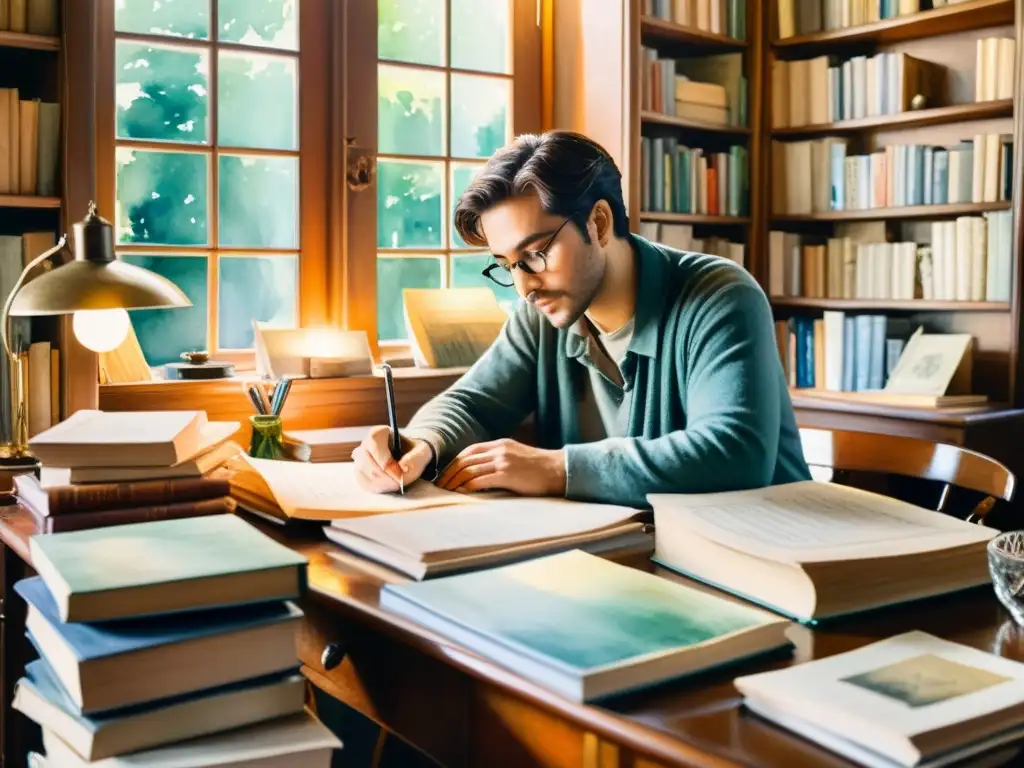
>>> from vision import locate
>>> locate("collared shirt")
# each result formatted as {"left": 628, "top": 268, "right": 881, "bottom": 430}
{"left": 571, "top": 315, "right": 636, "bottom": 443}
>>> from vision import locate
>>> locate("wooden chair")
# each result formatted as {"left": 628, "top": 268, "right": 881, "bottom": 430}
{"left": 799, "top": 427, "right": 1016, "bottom": 525}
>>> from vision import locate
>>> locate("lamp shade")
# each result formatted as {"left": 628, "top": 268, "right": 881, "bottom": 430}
{"left": 8, "top": 202, "right": 191, "bottom": 316}
{"left": 9, "top": 259, "right": 192, "bottom": 316}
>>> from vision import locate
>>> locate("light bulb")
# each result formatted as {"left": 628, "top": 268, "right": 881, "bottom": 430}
{"left": 72, "top": 309, "right": 131, "bottom": 353}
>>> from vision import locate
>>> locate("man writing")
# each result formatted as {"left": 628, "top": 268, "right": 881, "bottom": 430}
{"left": 353, "top": 130, "right": 810, "bottom": 507}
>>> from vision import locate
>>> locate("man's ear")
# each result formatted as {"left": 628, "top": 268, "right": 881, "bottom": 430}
{"left": 590, "top": 200, "right": 614, "bottom": 246}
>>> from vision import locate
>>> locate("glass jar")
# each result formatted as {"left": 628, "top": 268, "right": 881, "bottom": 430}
{"left": 249, "top": 415, "right": 286, "bottom": 460}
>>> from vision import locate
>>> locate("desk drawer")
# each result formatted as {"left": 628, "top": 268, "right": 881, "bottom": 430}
{"left": 297, "top": 600, "right": 472, "bottom": 767}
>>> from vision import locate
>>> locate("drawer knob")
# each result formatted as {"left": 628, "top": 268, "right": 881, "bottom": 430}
{"left": 321, "top": 642, "right": 345, "bottom": 670}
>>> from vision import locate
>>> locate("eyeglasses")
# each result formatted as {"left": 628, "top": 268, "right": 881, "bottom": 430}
{"left": 481, "top": 217, "right": 573, "bottom": 288}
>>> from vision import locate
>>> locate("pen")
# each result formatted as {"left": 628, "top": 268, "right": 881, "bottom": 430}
{"left": 246, "top": 385, "right": 267, "bottom": 414}
{"left": 271, "top": 378, "right": 293, "bottom": 416}
{"left": 382, "top": 362, "right": 403, "bottom": 495}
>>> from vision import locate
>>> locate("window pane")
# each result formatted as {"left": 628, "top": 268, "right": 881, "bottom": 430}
{"left": 377, "top": 257, "right": 442, "bottom": 341}
{"left": 218, "top": 51, "right": 297, "bottom": 150}
{"left": 218, "top": 0, "right": 298, "bottom": 50}
{"left": 115, "top": 0, "right": 209, "bottom": 39}
{"left": 116, "top": 148, "right": 209, "bottom": 245}
{"left": 451, "top": 254, "right": 519, "bottom": 312}
{"left": 378, "top": 0, "right": 444, "bottom": 67}
{"left": 218, "top": 255, "right": 298, "bottom": 349}
{"left": 450, "top": 162, "right": 484, "bottom": 248}
{"left": 378, "top": 159, "right": 443, "bottom": 248}
{"left": 378, "top": 64, "right": 446, "bottom": 157}
{"left": 451, "top": 0, "right": 510, "bottom": 74}
{"left": 116, "top": 41, "right": 209, "bottom": 144}
{"left": 120, "top": 254, "right": 209, "bottom": 366}
{"left": 451, "top": 74, "right": 510, "bottom": 158}
{"left": 218, "top": 155, "right": 298, "bottom": 248}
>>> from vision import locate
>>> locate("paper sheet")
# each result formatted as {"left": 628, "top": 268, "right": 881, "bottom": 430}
{"left": 329, "top": 499, "right": 642, "bottom": 557}
{"left": 242, "top": 456, "right": 480, "bottom": 519}
{"left": 650, "top": 480, "right": 995, "bottom": 561}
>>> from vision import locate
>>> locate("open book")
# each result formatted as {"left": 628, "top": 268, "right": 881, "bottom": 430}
{"left": 735, "top": 632, "right": 1024, "bottom": 768}
{"left": 324, "top": 499, "right": 651, "bottom": 579}
{"left": 649, "top": 480, "right": 997, "bottom": 622}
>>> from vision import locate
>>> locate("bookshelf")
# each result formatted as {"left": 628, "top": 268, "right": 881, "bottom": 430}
{"left": 627, "top": 0, "right": 1024, "bottom": 417}
{"left": 765, "top": 0, "right": 1021, "bottom": 406}
{"left": 0, "top": 0, "right": 67, "bottom": 453}
{"left": 632, "top": 0, "right": 762, "bottom": 280}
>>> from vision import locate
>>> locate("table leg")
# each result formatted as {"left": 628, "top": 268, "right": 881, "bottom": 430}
{"left": 1, "top": 543, "right": 32, "bottom": 768}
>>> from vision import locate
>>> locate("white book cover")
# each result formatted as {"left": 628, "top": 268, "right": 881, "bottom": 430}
{"left": 736, "top": 632, "right": 1024, "bottom": 767}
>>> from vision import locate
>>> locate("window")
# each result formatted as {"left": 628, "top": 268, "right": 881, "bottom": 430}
{"left": 373, "top": 0, "right": 541, "bottom": 344}
{"left": 97, "top": 0, "right": 329, "bottom": 367}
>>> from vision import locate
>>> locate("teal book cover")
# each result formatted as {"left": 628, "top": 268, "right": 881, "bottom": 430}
{"left": 29, "top": 514, "right": 308, "bottom": 596}
{"left": 382, "top": 550, "right": 789, "bottom": 680}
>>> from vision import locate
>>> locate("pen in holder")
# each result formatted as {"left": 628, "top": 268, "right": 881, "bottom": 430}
{"left": 245, "top": 378, "right": 310, "bottom": 461}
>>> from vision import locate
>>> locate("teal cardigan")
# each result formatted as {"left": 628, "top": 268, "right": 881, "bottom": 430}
{"left": 404, "top": 235, "right": 811, "bottom": 507}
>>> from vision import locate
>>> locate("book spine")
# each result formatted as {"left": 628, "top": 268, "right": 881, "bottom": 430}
{"left": 42, "top": 497, "right": 237, "bottom": 533}
{"left": 46, "top": 477, "right": 232, "bottom": 516}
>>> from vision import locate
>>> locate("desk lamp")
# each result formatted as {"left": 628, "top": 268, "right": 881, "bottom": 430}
{"left": 1, "top": 202, "right": 191, "bottom": 469}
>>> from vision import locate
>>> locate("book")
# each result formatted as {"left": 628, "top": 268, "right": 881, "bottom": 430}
{"left": 29, "top": 514, "right": 308, "bottom": 622}
{"left": 324, "top": 498, "right": 651, "bottom": 579}
{"left": 283, "top": 426, "right": 371, "bottom": 462}
{"left": 29, "top": 497, "right": 239, "bottom": 534}
{"left": 38, "top": 710, "right": 341, "bottom": 767}
{"left": 379, "top": 549, "right": 792, "bottom": 702}
{"left": 28, "top": 410, "right": 239, "bottom": 469}
{"left": 13, "top": 658, "right": 306, "bottom": 762}
{"left": 16, "top": 472, "right": 231, "bottom": 517}
{"left": 649, "top": 480, "right": 997, "bottom": 623}
{"left": 64, "top": 440, "right": 241, "bottom": 484}
{"left": 736, "top": 632, "right": 1024, "bottom": 768}
{"left": 229, "top": 456, "right": 484, "bottom": 520}
{"left": 15, "top": 577, "right": 303, "bottom": 714}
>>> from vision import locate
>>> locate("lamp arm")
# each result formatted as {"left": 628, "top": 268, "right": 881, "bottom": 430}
{"left": 1, "top": 236, "right": 67, "bottom": 362}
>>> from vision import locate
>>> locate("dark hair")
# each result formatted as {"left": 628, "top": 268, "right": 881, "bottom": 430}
{"left": 452, "top": 130, "right": 630, "bottom": 248}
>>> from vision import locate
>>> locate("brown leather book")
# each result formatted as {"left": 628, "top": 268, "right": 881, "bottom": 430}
{"left": 14, "top": 472, "right": 231, "bottom": 517}
{"left": 31, "top": 496, "right": 237, "bottom": 534}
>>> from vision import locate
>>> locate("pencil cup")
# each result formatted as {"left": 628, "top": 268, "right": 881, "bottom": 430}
{"left": 249, "top": 415, "right": 286, "bottom": 460}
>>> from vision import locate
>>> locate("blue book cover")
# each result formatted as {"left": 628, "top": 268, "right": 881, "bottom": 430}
{"left": 15, "top": 576, "right": 302, "bottom": 662}
{"left": 20, "top": 654, "right": 301, "bottom": 728}
{"left": 380, "top": 550, "right": 790, "bottom": 700}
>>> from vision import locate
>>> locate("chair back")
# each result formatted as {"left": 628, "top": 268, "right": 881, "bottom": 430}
{"left": 799, "top": 427, "right": 1015, "bottom": 524}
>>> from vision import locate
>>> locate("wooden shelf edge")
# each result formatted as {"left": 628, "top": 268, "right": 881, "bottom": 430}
{"left": 771, "top": 100, "right": 1014, "bottom": 137}
{"left": 639, "top": 16, "right": 747, "bottom": 48}
{"left": 772, "top": 201, "right": 1011, "bottom": 222}
{"left": 639, "top": 212, "right": 751, "bottom": 225}
{"left": 0, "top": 30, "right": 60, "bottom": 51}
{"left": 772, "top": 298, "right": 1010, "bottom": 311}
{"left": 772, "top": 0, "right": 1013, "bottom": 49}
{"left": 0, "top": 195, "right": 61, "bottom": 209}
{"left": 641, "top": 111, "right": 751, "bottom": 134}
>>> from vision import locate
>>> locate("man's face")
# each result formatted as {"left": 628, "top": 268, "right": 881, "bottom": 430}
{"left": 479, "top": 195, "right": 606, "bottom": 329}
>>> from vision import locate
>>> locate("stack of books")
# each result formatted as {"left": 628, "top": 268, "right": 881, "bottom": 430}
{"left": 16, "top": 409, "right": 243, "bottom": 532}
{"left": 11, "top": 514, "right": 342, "bottom": 765}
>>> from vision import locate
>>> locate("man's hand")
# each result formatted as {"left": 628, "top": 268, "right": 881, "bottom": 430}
{"left": 352, "top": 426, "right": 433, "bottom": 494}
{"left": 437, "top": 439, "right": 566, "bottom": 496}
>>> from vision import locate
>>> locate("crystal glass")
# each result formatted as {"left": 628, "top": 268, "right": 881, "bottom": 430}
{"left": 988, "top": 531, "right": 1024, "bottom": 625}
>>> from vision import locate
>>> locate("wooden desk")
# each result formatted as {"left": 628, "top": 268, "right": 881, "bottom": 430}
{"left": 0, "top": 507, "right": 1020, "bottom": 768}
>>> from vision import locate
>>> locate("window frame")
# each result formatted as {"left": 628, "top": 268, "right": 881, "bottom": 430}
{"left": 343, "top": 0, "right": 542, "bottom": 357}
{"left": 94, "top": 0, "right": 331, "bottom": 370}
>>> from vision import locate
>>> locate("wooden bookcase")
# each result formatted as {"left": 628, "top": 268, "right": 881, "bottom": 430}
{"left": 626, "top": 0, "right": 1024, "bottom": 413}
{"left": 0, "top": 0, "right": 99, "bottom": 443}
